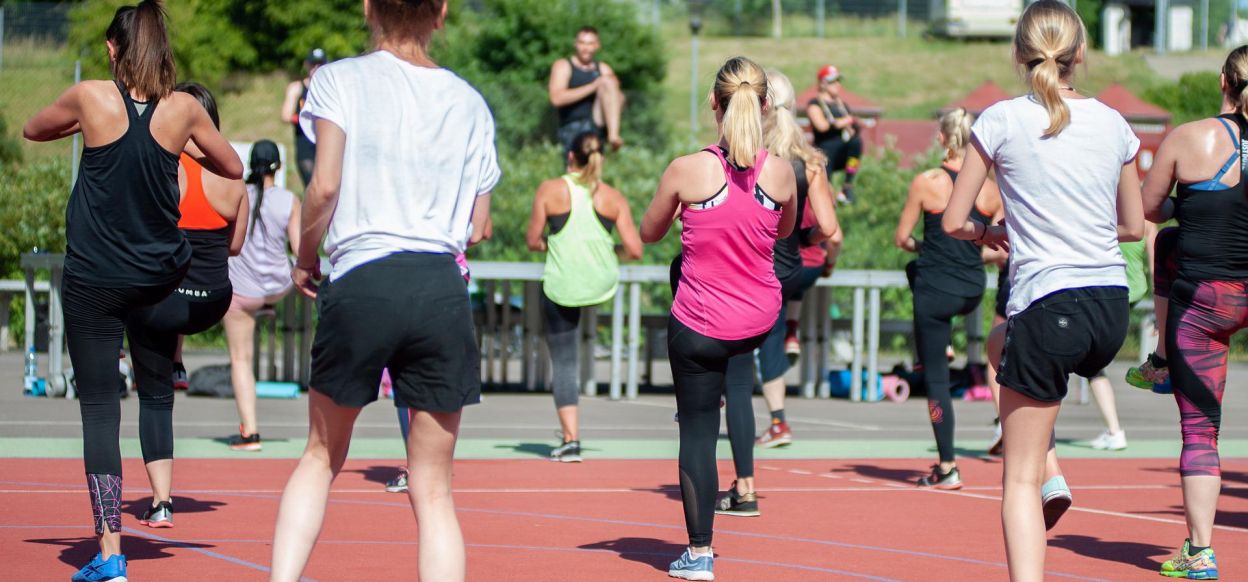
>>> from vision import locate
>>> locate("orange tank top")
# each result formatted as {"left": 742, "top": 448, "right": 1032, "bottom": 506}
{"left": 178, "top": 153, "right": 229, "bottom": 230}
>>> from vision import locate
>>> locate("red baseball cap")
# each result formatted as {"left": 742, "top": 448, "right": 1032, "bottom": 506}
{"left": 818, "top": 65, "right": 841, "bottom": 83}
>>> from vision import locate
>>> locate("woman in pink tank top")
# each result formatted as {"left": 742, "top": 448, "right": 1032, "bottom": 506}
{"left": 640, "top": 56, "right": 797, "bottom": 580}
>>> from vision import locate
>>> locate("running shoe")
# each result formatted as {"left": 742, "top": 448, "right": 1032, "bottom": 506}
{"left": 72, "top": 552, "right": 127, "bottom": 582}
{"left": 755, "top": 421, "right": 793, "bottom": 448}
{"left": 784, "top": 321, "right": 801, "bottom": 366}
{"left": 714, "top": 481, "right": 760, "bottom": 517}
{"left": 1153, "top": 377, "right": 1174, "bottom": 395}
{"left": 1090, "top": 430, "right": 1128, "bottom": 451}
{"left": 549, "top": 440, "right": 582, "bottom": 463}
{"left": 228, "top": 427, "right": 262, "bottom": 452}
{"left": 172, "top": 362, "right": 189, "bottom": 391}
{"left": 988, "top": 418, "right": 1004, "bottom": 456}
{"left": 1126, "top": 354, "right": 1169, "bottom": 390}
{"left": 384, "top": 468, "right": 409, "bottom": 493}
{"left": 1161, "top": 540, "right": 1218, "bottom": 579}
{"left": 1042, "top": 475, "right": 1073, "bottom": 531}
{"left": 917, "top": 465, "right": 962, "bottom": 490}
{"left": 668, "top": 548, "right": 714, "bottom": 581}
{"left": 139, "top": 500, "right": 173, "bottom": 528}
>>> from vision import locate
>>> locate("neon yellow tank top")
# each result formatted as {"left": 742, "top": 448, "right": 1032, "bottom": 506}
{"left": 542, "top": 174, "right": 620, "bottom": 307}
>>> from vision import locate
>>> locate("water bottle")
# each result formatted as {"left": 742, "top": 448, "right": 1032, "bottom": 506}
{"left": 23, "top": 346, "right": 39, "bottom": 396}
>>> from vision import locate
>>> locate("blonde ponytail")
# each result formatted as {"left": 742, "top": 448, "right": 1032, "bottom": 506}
{"left": 713, "top": 57, "right": 768, "bottom": 168}
{"left": 1221, "top": 45, "right": 1248, "bottom": 120}
{"left": 938, "top": 107, "right": 974, "bottom": 162}
{"left": 764, "top": 69, "right": 828, "bottom": 169}
{"left": 569, "top": 131, "right": 604, "bottom": 187}
{"left": 1014, "top": 0, "right": 1085, "bottom": 138}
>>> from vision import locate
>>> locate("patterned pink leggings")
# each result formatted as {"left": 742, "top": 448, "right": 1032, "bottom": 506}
{"left": 1168, "top": 277, "right": 1248, "bottom": 477}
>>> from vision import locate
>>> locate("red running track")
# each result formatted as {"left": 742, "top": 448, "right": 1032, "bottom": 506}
{"left": 2, "top": 457, "right": 1247, "bottom": 581}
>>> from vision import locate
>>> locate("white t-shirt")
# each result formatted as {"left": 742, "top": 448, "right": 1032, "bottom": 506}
{"left": 300, "top": 50, "right": 501, "bottom": 281}
{"left": 972, "top": 95, "right": 1139, "bottom": 316}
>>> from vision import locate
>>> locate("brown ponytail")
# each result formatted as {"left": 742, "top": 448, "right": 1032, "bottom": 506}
{"left": 106, "top": 0, "right": 176, "bottom": 102}
{"left": 569, "top": 131, "right": 604, "bottom": 187}
{"left": 1014, "top": 0, "right": 1085, "bottom": 138}
{"left": 713, "top": 57, "right": 768, "bottom": 168}
{"left": 367, "top": 0, "right": 446, "bottom": 45}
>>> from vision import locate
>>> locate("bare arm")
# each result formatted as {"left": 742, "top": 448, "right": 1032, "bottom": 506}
{"left": 804, "top": 164, "right": 840, "bottom": 243}
{"left": 548, "top": 60, "right": 600, "bottom": 107}
{"left": 470, "top": 194, "right": 492, "bottom": 247}
{"left": 1116, "top": 163, "right": 1145, "bottom": 242}
{"left": 1142, "top": 132, "right": 1180, "bottom": 223}
{"left": 943, "top": 139, "right": 1006, "bottom": 250}
{"left": 895, "top": 173, "right": 927, "bottom": 252}
{"left": 24, "top": 84, "right": 82, "bottom": 142}
{"left": 228, "top": 185, "right": 249, "bottom": 256}
{"left": 806, "top": 103, "right": 831, "bottom": 133}
{"left": 641, "top": 161, "right": 684, "bottom": 243}
{"left": 526, "top": 181, "right": 554, "bottom": 252}
{"left": 611, "top": 189, "right": 644, "bottom": 261}
{"left": 1144, "top": 221, "right": 1158, "bottom": 280}
{"left": 286, "top": 195, "right": 303, "bottom": 255}
{"left": 281, "top": 82, "right": 303, "bottom": 125}
{"left": 292, "top": 118, "right": 345, "bottom": 298}
{"left": 774, "top": 163, "right": 798, "bottom": 240}
{"left": 186, "top": 102, "right": 243, "bottom": 180}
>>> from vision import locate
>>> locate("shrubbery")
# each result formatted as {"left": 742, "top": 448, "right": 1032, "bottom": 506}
{"left": 0, "top": 157, "right": 71, "bottom": 277}
{"left": 1144, "top": 72, "right": 1223, "bottom": 126}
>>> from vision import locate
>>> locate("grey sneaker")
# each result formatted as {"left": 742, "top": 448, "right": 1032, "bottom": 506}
{"left": 384, "top": 468, "right": 409, "bottom": 493}
{"left": 139, "top": 500, "right": 173, "bottom": 528}
{"left": 549, "top": 440, "right": 582, "bottom": 463}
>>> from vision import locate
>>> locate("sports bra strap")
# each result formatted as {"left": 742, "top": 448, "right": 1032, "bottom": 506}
{"left": 1211, "top": 117, "right": 1240, "bottom": 184}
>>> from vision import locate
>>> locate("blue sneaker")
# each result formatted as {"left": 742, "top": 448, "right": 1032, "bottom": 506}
{"left": 71, "top": 553, "right": 127, "bottom": 581}
{"left": 668, "top": 548, "right": 714, "bottom": 580}
{"left": 1153, "top": 378, "right": 1173, "bottom": 395}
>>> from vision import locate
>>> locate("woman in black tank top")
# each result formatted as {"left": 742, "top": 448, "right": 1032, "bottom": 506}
{"left": 894, "top": 108, "right": 1001, "bottom": 490}
{"left": 23, "top": 3, "right": 241, "bottom": 577}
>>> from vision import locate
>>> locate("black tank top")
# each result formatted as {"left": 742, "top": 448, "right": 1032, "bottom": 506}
{"left": 772, "top": 158, "right": 810, "bottom": 285}
{"left": 1174, "top": 113, "right": 1248, "bottom": 281}
{"left": 557, "top": 59, "right": 600, "bottom": 127}
{"left": 294, "top": 81, "right": 311, "bottom": 141}
{"left": 181, "top": 228, "right": 231, "bottom": 292}
{"left": 914, "top": 167, "right": 989, "bottom": 297}
{"left": 809, "top": 97, "right": 848, "bottom": 150}
{"left": 65, "top": 81, "right": 190, "bottom": 287}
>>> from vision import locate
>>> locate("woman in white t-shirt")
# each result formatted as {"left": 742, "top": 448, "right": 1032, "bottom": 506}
{"left": 268, "top": 1, "right": 499, "bottom": 581}
{"left": 942, "top": 2, "right": 1144, "bottom": 579}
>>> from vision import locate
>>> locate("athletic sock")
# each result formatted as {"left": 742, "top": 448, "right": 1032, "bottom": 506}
{"left": 1149, "top": 352, "right": 1169, "bottom": 368}
{"left": 1189, "top": 545, "right": 1209, "bottom": 555}
{"left": 770, "top": 410, "right": 786, "bottom": 424}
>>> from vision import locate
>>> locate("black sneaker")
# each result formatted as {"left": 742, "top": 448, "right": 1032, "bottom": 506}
{"left": 549, "top": 440, "right": 582, "bottom": 463}
{"left": 173, "top": 362, "right": 189, "bottom": 390}
{"left": 228, "top": 428, "right": 262, "bottom": 452}
{"left": 139, "top": 500, "right": 173, "bottom": 528}
{"left": 714, "top": 481, "right": 760, "bottom": 517}
{"left": 917, "top": 465, "right": 963, "bottom": 490}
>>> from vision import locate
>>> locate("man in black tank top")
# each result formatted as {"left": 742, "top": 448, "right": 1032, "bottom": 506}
{"left": 548, "top": 26, "right": 626, "bottom": 152}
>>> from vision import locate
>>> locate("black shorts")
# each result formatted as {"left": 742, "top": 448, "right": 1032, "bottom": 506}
{"left": 997, "top": 286, "right": 1129, "bottom": 402}
{"left": 310, "top": 253, "right": 480, "bottom": 411}
{"left": 995, "top": 266, "right": 1011, "bottom": 319}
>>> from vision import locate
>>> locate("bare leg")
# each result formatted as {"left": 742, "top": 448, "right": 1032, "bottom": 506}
{"left": 556, "top": 405, "right": 579, "bottom": 442}
{"left": 1000, "top": 387, "right": 1062, "bottom": 582}
{"left": 594, "top": 76, "right": 626, "bottom": 149}
{"left": 735, "top": 476, "right": 756, "bottom": 495}
{"left": 174, "top": 335, "right": 184, "bottom": 363}
{"left": 406, "top": 409, "right": 467, "bottom": 582}
{"left": 987, "top": 319, "right": 1006, "bottom": 414}
{"left": 270, "top": 391, "right": 361, "bottom": 582}
{"left": 761, "top": 376, "right": 785, "bottom": 415}
{"left": 1155, "top": 298, "right": 1170, "bottom": 359}
{"left": 144, "top": 459, "right": 173, "bottom": 504}
{"left": 1183, "top": 475, "right": 1221, "bottom": 547}
{"left": 1089, "top": 376, "right": 1123, "bottom": 434}
{"left": 223, "top": 307, "right": 259, "bottom": 435}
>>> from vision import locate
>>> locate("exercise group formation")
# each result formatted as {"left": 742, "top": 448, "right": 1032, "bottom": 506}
{"left": 18, "top": 0, "right": 1242, "bottom": 580}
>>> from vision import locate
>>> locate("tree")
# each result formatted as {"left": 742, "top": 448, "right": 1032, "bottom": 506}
{"left": 772, "top": 0, "right": 782, "bottom": 38}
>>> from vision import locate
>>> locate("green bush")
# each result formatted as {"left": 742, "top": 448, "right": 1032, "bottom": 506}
{"left": 0, "top": 113, "right": 21, "bottom": 169}
{"left": 0, "top": 157, "right": 71, "bottom": 277}
{"left": 1144, "top": 72, "right": 1222, "bottom": 126}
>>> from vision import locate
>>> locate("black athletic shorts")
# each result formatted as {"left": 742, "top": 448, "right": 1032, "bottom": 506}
{"left": 997, "top": 286, "right": 1129, "bottom": 402}
{"left": 310, "top": 252, "right": 480, "bottom": 411}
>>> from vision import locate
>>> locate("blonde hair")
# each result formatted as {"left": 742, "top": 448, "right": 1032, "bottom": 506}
{"left": 714, "top": 57, "right": 768, "bottom": 168}
{"left": 938, "top": 107, "right": 974, "bottom": 162}
{"left": 1222, "top": 45, "right": 1248, "bottom": 116}
{"left": 763, "top": 69, "right": 827, "bottom": 169}
{"left": 1014, "top": 0, "right": 1086, "bottom": 138}
{"left": 569, "top": 131, "right": 604, "bottom": 187}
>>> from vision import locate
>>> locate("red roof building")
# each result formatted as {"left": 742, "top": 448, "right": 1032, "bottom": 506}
{"left": 938, "top": 80, "right": 1013, "bottom": 117}
{"left": 1096, "top": 83, "right": 1173, "bottom": 175}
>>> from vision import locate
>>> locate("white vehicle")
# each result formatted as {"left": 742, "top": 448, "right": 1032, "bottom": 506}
{"left": 931, "top": 0, "right": 1024, "bottom": 39}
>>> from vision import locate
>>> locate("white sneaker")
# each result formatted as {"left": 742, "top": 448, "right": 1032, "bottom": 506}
{"left": 1090, "top": 430, "right": 1127, "bottom": 451}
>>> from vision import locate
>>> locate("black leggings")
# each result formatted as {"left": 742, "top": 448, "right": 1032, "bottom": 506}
{"left": 669, "top": 316, "right": 766, "bottom": 547}
{"left": 910, "top": 279, "right": 981, "bottom": 464}
{"left": 542, "top": 294, "right": 581, "bottom": 409}
{"left": 127, "top": 286, "right": 232, "bottom": 464}
{"left": 822, "top": 134, "right": 863, "bottom": 186}
{"left": 64, "top": 275, "right": 180, "bottom": 534}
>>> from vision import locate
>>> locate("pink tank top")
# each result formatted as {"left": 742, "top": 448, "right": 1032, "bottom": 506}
{"left": 671, "top": 147, "right": 782, "bottom": 340}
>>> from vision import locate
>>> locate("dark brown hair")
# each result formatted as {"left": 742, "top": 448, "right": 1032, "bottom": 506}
{"left": 577, "top": 26, "right": 599, "bottom": 37}
{"left": 569, "top": 131, "right": 604, "bottom": 187}
{"left": 174, "top": 82, "right": 219, "bottom": 129}
{"left": 367, "top": 0, "right": 446, "bottom": 44}
{"left": 106, "top": 0, "right": 176, "bottom": 102}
